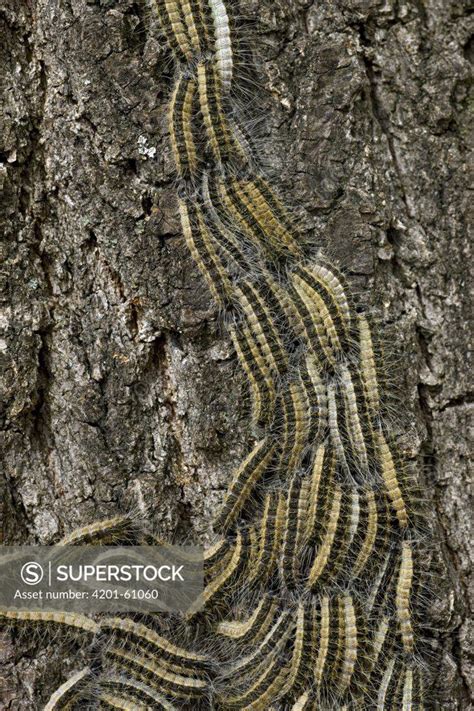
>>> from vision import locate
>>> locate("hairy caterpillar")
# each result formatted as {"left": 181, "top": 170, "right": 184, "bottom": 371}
{"left": 212, "top": 438, "right": 275, "bottom": 533}
{"left": 0, "top": 608, "right": 98, "bottom": 635}
{"left": 99, "top": 675, "right": 179, "bottom": 709}
{"left": 105, "top": 645, "right": 208, "bottom": 699}
{"left": 44, "top": 667, "right": 91, "bottom": 710}
{"left": 217, "top": 594, "right": 278, "bottom": 645}
{"left": 208, "top": 0, "right": 233, "bottom": 93}
{"left": 396, "top": 541, "right": 415, "bottom": 654}
{"left": 58, "top": 514, "right": 140, "bottom": 546}
{"left": 99, "top": 617, "right": 209, "bottom": 671}
{"left": 169, "top": 74, "right": 198, "bottom": 178}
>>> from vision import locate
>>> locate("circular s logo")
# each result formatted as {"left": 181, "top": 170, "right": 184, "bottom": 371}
{"left": 21, "top": 561, "right": 44, "bottom": 586}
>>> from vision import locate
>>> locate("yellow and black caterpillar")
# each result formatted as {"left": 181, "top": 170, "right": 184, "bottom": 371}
{"left": 2, "top": 1, "right": 430, "bottom": 708}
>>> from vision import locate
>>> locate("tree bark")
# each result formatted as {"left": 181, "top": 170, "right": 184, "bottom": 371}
{"left": 1, "top": 0, "right": 472, "bottom": 707}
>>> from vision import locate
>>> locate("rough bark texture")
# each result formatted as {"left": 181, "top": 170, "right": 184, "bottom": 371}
{"left": 0, "top": 0, "right": 472, "bottom": 708}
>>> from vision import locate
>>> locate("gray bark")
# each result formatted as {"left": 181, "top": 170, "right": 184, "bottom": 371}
{"left": 1, "top": 0, "right": 472, "bottom": 707}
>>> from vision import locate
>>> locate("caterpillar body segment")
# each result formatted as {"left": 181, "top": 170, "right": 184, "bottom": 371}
{"left": 402, "top": 667, "right": 414, "bottom": 711}
{"left": 163, "top": 0, "right": 194, "bottom": 61}
{"left": 339, "top": 363, "right": 370, "bottom": 475}
{"left": 293, "top": 475, "right": 311, "bottom": 579}
{"left": 327, "top": 383, "right": 350, "bottom": 473}
{"left": 307, "top": 484, "right": 343, "bottom": 590}
{"left": 216, "top": 177, "right": 297, "bottom": 261}
{"left": 302, "top": 352, "right": 328, "bottom": 442}
{"left": 212, "top": 438, "right": 276, "bottom": 533}
{"left": 153, "top": 0, "right": 190, "bottom": 61}
{"left": 291, "top": 689, "right": 311, "bottom": 710}
{"left": 234, "top": 280, "right": 289, "bottom": 377}
{"left": 99, "top": 617, "right": 209, "bottom": 672}
{"left": 336, "top": 595, "right": 358, "bottom": 694}
{"left": 248, "top": 491, "right": 279, "bottom": 584}
{"left": 375, "top": 429, "right": 409, "bottom": 529}
{"left": 104, "top": 645, "right": 208, "bottom": 699}
{"left": 291, "top": 271, "right": 342, "bottom": 368}
{"left": 208, "top": 0, "right": 233, "bottom": 93}
{"left": 303, "top": 444, "right": 326, "bottom": 545}
{"left": 99, "top": 676, "right": 178, "bottom": 710}
{"left": 179, "top": 0, "right": 209, "bottom": 55}
{"left": 277, "top": 603, "right": 309, "bottom": 702}
{"left": 58, "top": 514, "right": 139, "bottom": 546}
{"left": 286, "top": 284, "right": 330, "bottom": 367}
{"left": 246, "top": 176, "right": 304, "bottom": 250}
{"left": 216, "top": 594, "right": 278, "bottom": 645}
{"left": 221, "top": 610, "right": 290, "bottom": 680}
{"left": 396, "top": 541, "right": 415, "bottom": 654}
{"left": 0, "top": 608, "right": 98, "bottom": 635}
{"left": 229, "top": 324, "right": 276, "bottom": 426}
{"left": 280, "top": 473, "right": 302, "bottom": 591}
{"left": 277, "top": 376, "right": 312, "bottom": 472}
{"left": 304, "top": 445, "right": 336, "bottom": 550}
{"left": 376, "top": 657, "right": 396, "bottom": 710}
{"left": 293, "top": 264, "right": 350, "bottom": 350}
{"left": 232, "top": 178, "right": 302, "bottom": 258}
{"left": 44, "top": 667, "right": 92, "bottom": 711}
{"left": 358, "top": 314, "right": 382, "bottom": 416}
{"left": 168, "top": 74, "right": 198, "bottom": 179}
{"left": 187, "top": 529, "right": 247, "bottom": 617}
{"left": 346, "top": 489, "right": 361, "bottom": 550}
{"left": 179, "top": 196, "right": 233, "bottom": 303}
{"left": 98, "top": 691, "right": 148, "bottom": 710}
{"left": 201, "top": 172, "right": 261, "bottom": 271}
{"left": 216, "top": 617, "right": 295, "bottom": 707}
{"left": 307, "top": 260, "right": 353, "bottom": 338}
{"left": 314, "top": 595, "right": 331, "bottom": 687}
{"left": 203, "top": 536, "right": 231, "bottom": 576}
{"left": 197, "top": 62, "right": 245, "bottom": 165}
{"left": 351, "top": 487, "right": 378, "bottom": 578}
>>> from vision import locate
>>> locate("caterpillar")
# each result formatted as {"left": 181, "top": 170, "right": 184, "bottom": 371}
{"left": 212, "top": 438, "right": 275, "bottom": 533}
{"left": 0, "top": 608, "right": 98, "bottom": 636}
{"left": 99, "top": 676, "right": 178, "bottom": 710}
{"left": 168, "top": 74, "right": 198, "bottom": 179}
{"left": 58, "top": 514, "right": 140, "bottom": 546}
{"left": 43, "top": 667, "right": 92, "bottom": 710}
{"left": 98, "top": 616, "right": 210, "bottom": 671}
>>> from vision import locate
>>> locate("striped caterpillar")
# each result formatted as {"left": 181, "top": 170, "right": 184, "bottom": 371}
{"left": 6, "top": 1, "right": 432, "bottom": 708}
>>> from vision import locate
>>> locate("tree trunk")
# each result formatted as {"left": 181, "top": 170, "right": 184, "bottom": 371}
{"left": 1, "top": 0, "right": 471, "bottom": 707}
